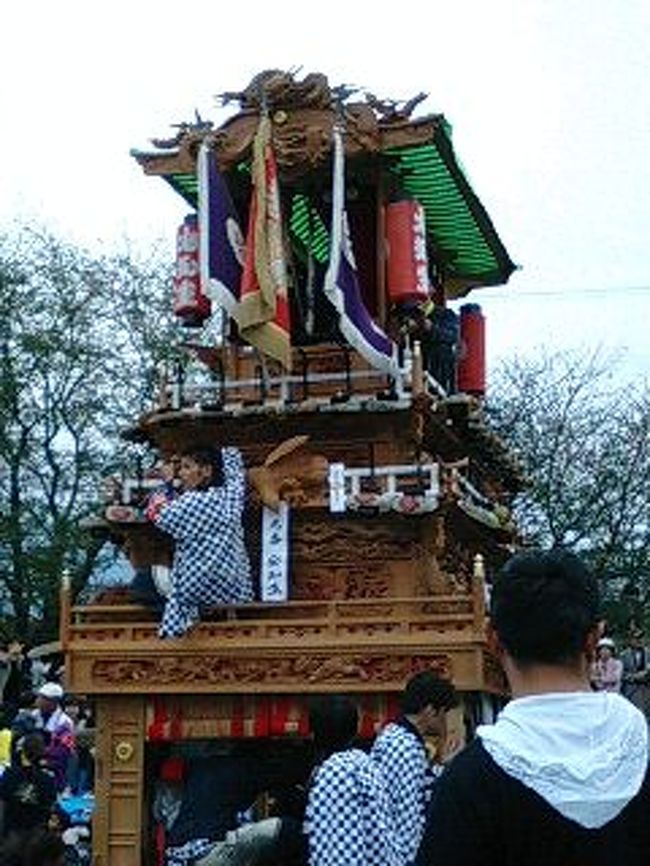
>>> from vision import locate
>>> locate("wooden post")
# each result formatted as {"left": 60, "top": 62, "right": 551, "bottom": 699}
{"left": 472, "top": 553, "right": 487, "bottom": 633}
{"left": 94, "top": 696, "right": 146, "bottom": 866}
{"left": 411, "top": 341, "right": 424, "bottom": 396}
{"left": 60, "top": 569, "right": 71, "bottom": 683}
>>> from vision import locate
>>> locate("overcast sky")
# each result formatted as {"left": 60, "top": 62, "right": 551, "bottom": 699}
{"left": 1, "top": 1, "right": 648, "bottom": 382}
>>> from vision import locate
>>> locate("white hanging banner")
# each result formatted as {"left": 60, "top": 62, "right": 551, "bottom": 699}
{"left": 260, "top": 503, "right": 290, "bottom": 602}
{"left": 328, "top": 462, "right": 346, "bottom": 513}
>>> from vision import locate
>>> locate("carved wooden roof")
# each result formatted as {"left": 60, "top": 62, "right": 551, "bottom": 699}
{"left": 131, "top": 71, "right": 516, "bottom": 295}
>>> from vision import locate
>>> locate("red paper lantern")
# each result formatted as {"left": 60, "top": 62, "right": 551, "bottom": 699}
{"left": 386, "top": 200, "right": 431, "bottom": 305}
{"left": 457, "top": 303, "right": 486, "bottom": 396}
{"left": 173, "top": 214, "right": 211, "bottom": 325}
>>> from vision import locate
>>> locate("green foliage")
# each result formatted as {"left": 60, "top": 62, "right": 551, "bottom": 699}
{"left": 0, "top": 224, "right": 176, "bottom": 641}
{"left": 488, "top": 348, "right": 650, "bottom": 634}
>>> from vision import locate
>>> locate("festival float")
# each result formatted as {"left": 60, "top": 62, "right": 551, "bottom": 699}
{"left": 61, "top": 70, "right": 523, "bottom": 866}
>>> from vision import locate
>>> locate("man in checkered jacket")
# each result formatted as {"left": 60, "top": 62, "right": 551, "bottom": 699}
{"left": 371, "top": 672, "right": 458, "bottom": 865}
{"left": 148, "top": 446, "right": 253, "bottom": 639}
{"left": 305, "top": 696, "right": 400, "bottom": 866}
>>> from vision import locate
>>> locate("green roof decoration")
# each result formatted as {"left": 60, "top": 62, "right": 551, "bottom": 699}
{"left": 386, "top": 122, "right": 515, "bottom": 292}
{"left": 135, "top": 71, "right": 516, "bottom": 298}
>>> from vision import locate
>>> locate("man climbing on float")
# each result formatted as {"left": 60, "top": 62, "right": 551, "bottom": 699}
{"left": 146, "top": 446, "right": 253, "bottom": 639}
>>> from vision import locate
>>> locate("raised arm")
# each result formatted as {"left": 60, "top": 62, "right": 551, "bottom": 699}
{"left": 153, "top": 447, "right": 247, "bottom": 538}
{"left": 221, "top": 446, "right": 247, "bottom": 499}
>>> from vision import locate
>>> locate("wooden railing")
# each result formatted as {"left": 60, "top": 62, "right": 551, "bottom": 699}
{"left": 63, "top": 594, "right": 483, "bottom": 656}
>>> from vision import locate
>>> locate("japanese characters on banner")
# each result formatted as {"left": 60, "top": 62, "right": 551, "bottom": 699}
{"left": 386, "top": 199, "right": 431, "bottom": 305}
{"left": 173, "top": 214, "right": 212, "bottom": 324}
{"left": 260, "top": 503, "right": 290, "bottom": 602}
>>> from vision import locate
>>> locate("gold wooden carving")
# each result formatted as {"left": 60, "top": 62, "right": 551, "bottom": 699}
{"left": 114, "top": 740, "right": 135, "bottom": 762}
{"left": 93, "top": 653, "right": 451, "bottom": 688}
{"left": 93, "top": 696, "right": 145, "bottom": 866}
{"left": 292, "top": 518, "right": 420, "bottom": 563}
{"left": 292, "top": 565, "right": 393, "bottom": 600}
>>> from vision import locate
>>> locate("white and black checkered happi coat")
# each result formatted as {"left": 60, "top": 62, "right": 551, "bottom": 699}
{"left": 304, "top": 748, "right": 401, "bottom": 866}
{"left": 370, "top": 722, "right": 435, "bottom": 864}
{"left": 155, "top": 447, "right": 253, "bottom": 638}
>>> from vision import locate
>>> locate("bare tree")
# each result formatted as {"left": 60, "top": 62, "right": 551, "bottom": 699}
{"left": 488, "top": 348, "right": 650, "bottom": 627}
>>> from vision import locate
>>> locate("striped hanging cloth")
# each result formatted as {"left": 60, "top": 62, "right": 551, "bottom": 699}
{"left": 238, "top": 116, "right": 292, "bottom": 369}
{"left": 198, "top": 141, "right": 244, "bottom": 315}
{"left": 323, "top": 125, "right": 398, "bottom": 375}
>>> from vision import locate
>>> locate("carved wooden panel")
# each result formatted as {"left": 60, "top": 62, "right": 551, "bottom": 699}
{"left": 292, "top": 564, "right": 392, "bottom": 600}
{"left": 290, "top": 515, "right": 424, "bottom": 598}
{"left": 91, "top": 652, "right": 452, "bottom": 691}
{"left": 292, "top": 516, "right": 421, "bottom": 563}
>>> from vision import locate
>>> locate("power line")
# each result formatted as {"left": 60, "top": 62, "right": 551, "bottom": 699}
{"left": 479, "top": 285, "right": 650, "bottom": 300}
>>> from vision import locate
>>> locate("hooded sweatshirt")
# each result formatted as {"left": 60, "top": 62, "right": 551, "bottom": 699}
{"left": 415, "top": 691, "right": 650, "bottom": 866}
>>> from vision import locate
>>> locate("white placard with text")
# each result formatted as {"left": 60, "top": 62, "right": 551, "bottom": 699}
{"left": 328, "top": 462, "right": 346, "bottom": 513}
{"left": 260, "top": 503, "right": 290, "bottom": 602}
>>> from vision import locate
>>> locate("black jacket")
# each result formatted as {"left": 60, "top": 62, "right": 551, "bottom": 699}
{"left": 415, "top": 740, "right": 650, "bottom": 866}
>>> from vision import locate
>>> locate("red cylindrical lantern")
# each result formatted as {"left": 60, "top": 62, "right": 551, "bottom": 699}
{"left": 385, "top": 200, "right": 431, "bottom": 305}
{"left": 173, "top": 214, "right": 211, "bottom": 325}
{"left": 457, "top": 303, "right": 486, "bottom": 396}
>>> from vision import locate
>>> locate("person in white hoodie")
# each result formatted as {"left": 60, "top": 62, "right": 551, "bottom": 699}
{"left": 415, "top": 548, "right": 650, "bottom": 866}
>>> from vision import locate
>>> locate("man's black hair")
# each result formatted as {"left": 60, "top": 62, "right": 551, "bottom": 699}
{"left": 308, "top": 695, "right": 358, "bottom": 756}
{"left": 21, "top": 731, "right": 47, "bottom": 764}
{"left": 400, "top": 671, "right": 458, "bottom": 714}
{"left": 180, "top": 446, "right": 224, "bottom": 487}
{"left": 490, "top": 548, "right": 600, "bottom": 666}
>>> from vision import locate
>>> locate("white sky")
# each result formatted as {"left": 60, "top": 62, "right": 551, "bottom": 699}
{"left": 1, "top": 1, "right": 649, "bottom": 383}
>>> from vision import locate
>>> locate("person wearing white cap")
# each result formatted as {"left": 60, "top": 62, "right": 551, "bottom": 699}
{"left": 32, "top": 683, "right": 75, "bottom": 791}
{"left": 591, "top": 638, "right": 623, "bottom": 693}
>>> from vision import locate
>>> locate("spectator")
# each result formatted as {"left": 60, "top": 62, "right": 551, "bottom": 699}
{"left": 0, "top": 734, "right": 57, "bottom": 841}
{"left": 371, "top": 672, "right": 458, "bottom": 865}
{"left": 415, "top": 549, "right": 650, "bottom": 866}
{"left": 31, "top": 684, "right": 74, "bottom": 792}
{"left": 0, "top": 828, "right": 66, "bottom": 866}
{"left": 61, "top": 697, "right": 93, "bottom": 795}
{"left": 305, "top": 696, "right": 399, "bottom": 866}
{"left": 1, "top": 643, "right": 32, "bottom": 718}
{"left": 0, "top": 707, "right": 13, "bottom": 773}
{"left": 590, "top": 638, "right": 623, "bottom": 693}
{"left": 10, "top": 693, "right": 38, "bottom": 763}
{"left": 148, "top": 447, "right": 253, "bottom": 639}
{"left": 620, "top": 628, "right": 650, "bottom": 716}
{"left": 163, "top": 749, "right": 280, "bottom": 866}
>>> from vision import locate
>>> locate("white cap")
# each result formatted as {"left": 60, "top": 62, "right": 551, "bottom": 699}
{"left": 38, "top": 682, "right": 64, "bottom": 700}
{"left": 597, "top": 637, "right": 615, "bottom": 649}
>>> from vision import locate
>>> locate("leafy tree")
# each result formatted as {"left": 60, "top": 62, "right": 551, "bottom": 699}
{"left": 0, "top": 224, "right": 176, "bottom": 641}
{"left": 488, "top": 348, "right": 650, "bottom": 632}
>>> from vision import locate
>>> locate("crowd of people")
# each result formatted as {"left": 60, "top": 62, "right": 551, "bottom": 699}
{"left": 161, "top": 550, "right": 650, "bottom": 866}
{"left": 304, "top": 551, "right": 650, "bottom": 866}
{"left": 3, "top": 549, "right": 650, "bottom": 865}
{"left": 154, "top": 670, "right": 458, "bottom": 866}
{"left": 153, "top": 544, "right": 650, "bottom": 866}
{"left": 0, "top": 645, "right": 93, "bottom": 865}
